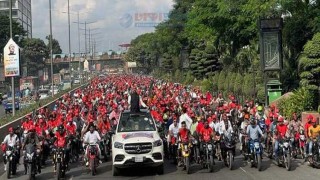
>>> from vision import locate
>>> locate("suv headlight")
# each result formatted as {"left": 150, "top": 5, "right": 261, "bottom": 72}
{"left": 153, "top": 139, "right": 162, "bottom": 147}
{"left": 114, "top": 142, "right": 123, "bottom": 149}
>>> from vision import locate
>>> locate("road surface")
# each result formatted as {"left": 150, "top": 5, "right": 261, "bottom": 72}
{"left": 1, "top": 151, "right": 319, "bottom": 180}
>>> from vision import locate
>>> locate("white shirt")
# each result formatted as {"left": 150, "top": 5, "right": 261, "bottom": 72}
{"left": 209, "top": 121, "right": 220, "bottom": 132}
{"left": 84, "top": 131, "right": 101, "bottom": 144}
{"left": 219, "top": 120, "right": 233, "bottom": 134}
{"left": 178, "top": 113, "right": 193, "bottom": 129}
{"left": 169, "top": 124, "right": 179, "bottom": 138}
{"left": 2, "top": 134, "right": 19, "bottom": 147}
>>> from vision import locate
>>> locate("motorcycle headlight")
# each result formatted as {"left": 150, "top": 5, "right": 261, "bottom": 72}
{"left": 208, "top": 144, "right": 213, "bottom": 150}
{"left": 6, "top": 151, "right": 12, "bottom": 156}
{"left": 300, "top": 135, "right": 305, "bottom": 141}
{"left": 153, "top": 140, "right": 162, "bottom": 147}
{"left": 283, "top": 142, "right": 289, "bottom": 148}
{"left": 254, "top": 142, "right": 260, "bottom": 149}
{"left": 114, "top": 142, "right": 123, "bottom": 149}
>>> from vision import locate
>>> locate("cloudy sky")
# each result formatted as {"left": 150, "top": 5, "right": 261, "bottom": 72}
{"left": 32, "top": 0, "right": 174, "bottom": 54}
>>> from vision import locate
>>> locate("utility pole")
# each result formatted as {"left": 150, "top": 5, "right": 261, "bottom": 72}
{"left": 77, "top": 11, "right": 81, "bottom": 83}
{"left": 49, "top": 0, "right": 54, "bottom": 97}
{"left": 9, "top": 0, "right": 15, "bottom": 116}
{"left": 68, "top": 0, "right": 71, "bottom": 74}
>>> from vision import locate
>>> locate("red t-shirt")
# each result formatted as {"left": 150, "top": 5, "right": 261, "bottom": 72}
{"left": 200, "top": 127, "right": 213, "bottom": 142}
{"left": 66, "top": 123, "right": 76, "bottom": 135}
{"left": 99, "top": 121, "right": 111, "bottom": 134}
{"left": 55, "top": 132, "right": 67, "bottom": 148}
{"left": 196, "top": 122, "right": 204, "bottom": 133}
{"left": 276, "top": 124, "right": 287, "bottom": 138}
{"left": 304, "top": 122, "right": 312, "bottom": 138}
{"left": 179, "top": 128, "right": 190, "bottom": 143}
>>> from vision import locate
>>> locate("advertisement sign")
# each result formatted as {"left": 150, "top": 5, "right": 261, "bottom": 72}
{"left": 84, "top": 59, "right": 89, "bottom": 71}
{"left": 3, "top": 38, "right": 20, "bottom": 77}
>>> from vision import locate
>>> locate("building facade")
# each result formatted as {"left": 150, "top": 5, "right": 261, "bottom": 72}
{"left": 0, "top": 0, "right": 32, "bottom": 37}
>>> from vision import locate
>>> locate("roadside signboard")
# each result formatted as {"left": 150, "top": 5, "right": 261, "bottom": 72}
{"left": 3, "top": 38, "right": 20, "bottom": 77}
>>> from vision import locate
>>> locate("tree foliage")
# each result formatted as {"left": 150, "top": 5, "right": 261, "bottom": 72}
{"left": 46, "top": 35, "right": 62, "bottom": 54}
{"left": 0, "top": 15, "right": 26, "bottom": 52}
{"left": 21, "top": 38, "right": 48, "bottom": 76}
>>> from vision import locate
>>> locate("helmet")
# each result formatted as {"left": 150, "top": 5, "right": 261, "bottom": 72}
{"left": 257, "top": 106, "right": 263, "bottom": 111}
{"left": 278, "top": 117, "right": 284, "bottom": 122}
{"left": 8, "top": 127, "right": 13, "bottom": 133}
{"left": 250, "top": 117, "right": 255, "bottom": 124}
{"left": 58, "top": 125, "right": 64, "bottom": 131}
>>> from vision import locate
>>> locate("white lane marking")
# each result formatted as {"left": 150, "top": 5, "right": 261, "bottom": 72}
{"left": 240, "top": 167, "right": 247, "bottom": 173}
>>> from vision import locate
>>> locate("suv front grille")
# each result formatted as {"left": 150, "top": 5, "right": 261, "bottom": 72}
{"left": 124, "top": 142, "right": 152, "bottom": 154}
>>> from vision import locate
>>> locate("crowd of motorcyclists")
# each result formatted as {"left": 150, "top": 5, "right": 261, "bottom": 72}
{"left": 0, "top": 74, "right": 320, "bottom": 178}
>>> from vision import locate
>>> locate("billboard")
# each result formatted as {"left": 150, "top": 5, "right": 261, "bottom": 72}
{"left": 3, "top": 38, "right": 20, "bottom": 77}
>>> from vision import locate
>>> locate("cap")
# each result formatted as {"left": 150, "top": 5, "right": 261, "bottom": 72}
{"left": 307, "top": 115, "right": 314, "bottom": 120}
{"left": 278, "top": 117, "right": 284, "bottom": 122}
{"left": 311, "top": 118, "right": 317, "bottom": 123}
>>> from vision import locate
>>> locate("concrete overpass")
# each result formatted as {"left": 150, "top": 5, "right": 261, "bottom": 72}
{"left": 45, "top": 54, "right": 125, "bottom": 73}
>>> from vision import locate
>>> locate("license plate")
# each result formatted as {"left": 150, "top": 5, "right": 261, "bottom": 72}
{"left": 135, "top": 156, "right": 143, "bottom": 162}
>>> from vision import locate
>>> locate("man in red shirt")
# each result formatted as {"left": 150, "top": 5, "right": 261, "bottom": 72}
{"left": 274, "top": 117, "right": 288, "bottom": 160}
{"left": 66, "top": 118, "right": 76, "bottom": 136}
{"left": 304, "top": 115, "right": 313, "bottom": 155}
{"left": 53, "top": 125, "right": 70, "bottom": 172}
{"left": 177, "top": 121, "right": 192, "bottom": 167}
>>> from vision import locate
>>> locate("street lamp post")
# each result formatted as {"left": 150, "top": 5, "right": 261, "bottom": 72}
{"left": 9, "top": 0, "right": 15, "bottom": 116}
{"left": 68, "top": 0, "right": 72, "bottom": 76}
{"left": 49, "top": 0, "right": 54, "bottom": 97}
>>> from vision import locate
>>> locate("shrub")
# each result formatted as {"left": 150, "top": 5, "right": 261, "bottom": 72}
{"left": 277, "top": 87, "right": 313, "bottom": 118}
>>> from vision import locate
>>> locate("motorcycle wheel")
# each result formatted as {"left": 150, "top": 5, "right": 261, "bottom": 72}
{"left": 208, "top": 155, "right": 214, "bottom": 172}
{"left": 285, "top": 153, "right": 291, "bottom": 171}
{"left": 104, "top": 145, "right": 109, "bottom": 161}
{"left": 28, "top": 164, "right": 33, "bottom": 180}
{"left": 56, "top": 164, "right": 61, "bottom": 180}
{"left": 6, "top": 161, "right": 11, "bottom": 179}
{"left": 257, "top": 154, "right": 262, "bottom": 171}
{"left": 12, "top": 159, "right": 17, "bottom": 175}
{"left": 185, "top": 157, "right": 190, "bottom": 174}
{"left": 300, "top": 147, "right": 305, "bottom": 160}
{"left": 90, "top": 158, "right": 96, "bottom": 176}
{"left": 228, "top": 151, "right": 234, "bottom": 170}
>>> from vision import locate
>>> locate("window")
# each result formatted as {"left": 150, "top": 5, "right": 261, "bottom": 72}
{"left": 0, "top": 1, "right": 9, "bottom": 8}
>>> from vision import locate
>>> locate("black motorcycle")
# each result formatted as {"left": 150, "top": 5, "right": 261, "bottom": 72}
{"left": 308, "top": 137, "right": 320, "bottom": 168}
{"left": 4, "top": 145, "right": 19, "bottom": 179}
{"left": 200, "top": 141, "right": 215, "bottom": 172}
{"left": 54, "top": 147, "right": 67, "bottom": 180}
{"left": 100, "top": 131, "right": 112, "bottom": 161}
{"left": 24, "top": 144, "right": 38, "bottom": 180}
{"left": 277, "top": 138, "right": 291, "bottom": 171}
{"left": 221, "top": 133, "right": 236, "bottom": 170}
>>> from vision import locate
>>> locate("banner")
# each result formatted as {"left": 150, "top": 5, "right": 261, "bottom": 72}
{"left": 84, "top": 59, "right": 89, "bottom": 71}
{"left": 3, "top": 38, "right": 20, "bottom": 77}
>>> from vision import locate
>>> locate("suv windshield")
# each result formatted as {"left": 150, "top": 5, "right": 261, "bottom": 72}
{"left": 117, "top": 113, "right": 156, "bottom": 132}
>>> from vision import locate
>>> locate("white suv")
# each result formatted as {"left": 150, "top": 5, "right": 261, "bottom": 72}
{"left": 112, "top": 109, "right": 164, "bottom": 176}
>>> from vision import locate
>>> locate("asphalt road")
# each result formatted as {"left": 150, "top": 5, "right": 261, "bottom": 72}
{"left": 1, "top": 151, "right": 319, "bottom": 180}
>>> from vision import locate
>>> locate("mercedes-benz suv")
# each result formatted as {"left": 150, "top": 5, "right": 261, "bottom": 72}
{"left": 111, "top": 109, "right": 164, "bottom": 176}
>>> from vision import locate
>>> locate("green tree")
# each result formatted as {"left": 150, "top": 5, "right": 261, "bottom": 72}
{"left": 21, "top": 38, "right": 48, "bottom": 76}
{"left": 0, "top": 15, "right": 26, "bottom": 52}
{"left": 299, "top": 32, "right": 320, "bottom": 108}
{"left": 218, "top": 71, "right": 226, "bottom": 93}
{"left": 46, "top": 35, "right": 62, "bottom": 54}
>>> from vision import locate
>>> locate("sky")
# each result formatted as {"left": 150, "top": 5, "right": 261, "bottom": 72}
{"left": 32, "top": 0, "right": 174, "bottom": 54}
